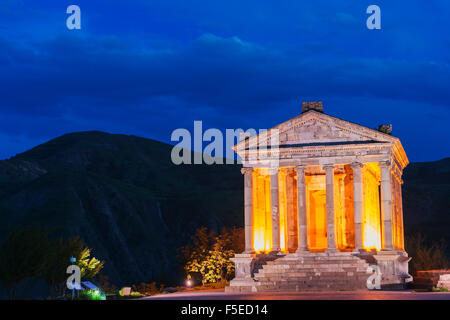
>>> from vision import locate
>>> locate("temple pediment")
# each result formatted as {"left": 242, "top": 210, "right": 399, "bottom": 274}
{"left": 239, "top": 110, "right": 397, "bottom": 148}
{"left": 234, "top": 109, "right": 408, "bottom": 169}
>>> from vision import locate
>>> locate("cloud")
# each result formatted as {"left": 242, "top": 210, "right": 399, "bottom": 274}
{"left": 2, "top": 32, "right": 449, "bottom": 119}
{"left": 0, "top": 0, "right": 449, "bottom": 161}
{"left": 334, "top": 12, "right": 359, "bottom": 27}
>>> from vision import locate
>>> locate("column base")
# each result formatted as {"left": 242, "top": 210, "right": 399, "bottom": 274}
{"left": 269, "top": 250, "right": 284, "bottom": 256}
{"left": 230, "top": 253, "right": 256, "bottom": 280}
{"left": 295, "top": 248, "right": 309, "bottom": 256}
{"left": 373, "top": 250, "right": 413, "bottom": 288}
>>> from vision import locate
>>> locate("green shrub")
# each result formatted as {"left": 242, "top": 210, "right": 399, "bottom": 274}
{"left": 130, "top": 291, "right": 143, "bottom": 297}
{"left": 431, "top": 286, "right": 449, "bottom": 292}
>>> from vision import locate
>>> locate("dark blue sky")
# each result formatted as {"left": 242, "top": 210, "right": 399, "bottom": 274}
{"left": 0, "top": 1, "right": 449, "bottom": 162}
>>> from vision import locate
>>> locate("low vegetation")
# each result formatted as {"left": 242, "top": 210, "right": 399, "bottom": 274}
{"left": 405, "top": 232, "right": 449, "bottom": 276}
{"left": 178, "top": 226, "right": 244, "bottom": 286}
{"left": 0, "top": 226, "right": 104, "bottom": 299}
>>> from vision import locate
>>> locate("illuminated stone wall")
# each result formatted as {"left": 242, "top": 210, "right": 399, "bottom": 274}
{"left": 252, "top": 169, "right": 272, "bottom": 252}
{"left": 391, "top": 172, "right": 405, "bottom": 250}
{"left": 278, "top": 168, "right": 299, "bottom": 253}
{"left": 334, "top": 165, "right": 355, "bottom": 251}
{"left": 249, "top": 161, "right": 406, "bottom": 254}
{"left": 305, "top": 173, "right": 327, "bottom": 251}
{"left": 285, "top": 169, "right": 298, "bottom": 252}
{"left": 362, "top": 163, "right": 382, "bottom": 251}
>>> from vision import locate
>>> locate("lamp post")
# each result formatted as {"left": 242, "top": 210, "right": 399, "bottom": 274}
{"left": 70, "top": 257, "right": 76, "bottom": 300}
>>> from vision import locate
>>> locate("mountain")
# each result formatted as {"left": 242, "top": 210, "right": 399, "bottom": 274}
{"left": 0, "top": 131, "right": 448, "bottom": 286}
{"left": 402, "top": 157, "right": 450, "bottom": 251}
{"left": 0, "top": 131, "right": 243, "bottom": 286}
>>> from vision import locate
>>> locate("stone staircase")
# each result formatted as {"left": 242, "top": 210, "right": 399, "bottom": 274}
{"left": 227, "top": 252, "right": 372, "bottom": 292}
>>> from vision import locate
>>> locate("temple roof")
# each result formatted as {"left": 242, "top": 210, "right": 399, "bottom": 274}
{"left": 234, "top": 109, "right": 409, "bottom": 169}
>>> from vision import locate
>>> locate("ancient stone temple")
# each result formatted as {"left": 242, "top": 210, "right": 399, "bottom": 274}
{"left": 226, "top": 101, "right": 412, "bottom": 292}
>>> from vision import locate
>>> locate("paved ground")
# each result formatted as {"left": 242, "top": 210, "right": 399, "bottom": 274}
{"left": 142, "top": 289, "right": 450, "bottom": 300}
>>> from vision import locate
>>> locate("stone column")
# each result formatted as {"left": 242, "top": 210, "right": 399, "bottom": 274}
{"left": 241, "top": 168, "right": 254, "bottom": 253}
{"left": 351, "top": 162, "right": 364, "bottom": 252}
{"left": 398, "top": 178, "right": 405, "bottom": 250}
{"left": 379, "top": 160, "right": 394, "bottom": 251}
{"left": 295, "top": 165, "right": 308, "bottom": 254}
{"left": 285, "top": 168, "right": 296, "bottom": 252}
{"left": 323, "top": 164, "right": 337, "bottom": 252}
{"left": 269, "top": 168, "right": 280, "bottom": 253}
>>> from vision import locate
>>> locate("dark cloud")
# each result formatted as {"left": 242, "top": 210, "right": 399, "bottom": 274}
{"left": 1, "top": 32, "right": 449, "bottom": 114}
{"left": 0, "top": 1, "right": 449, "bottom": 161}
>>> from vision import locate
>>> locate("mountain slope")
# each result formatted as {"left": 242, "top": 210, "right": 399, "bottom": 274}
{"left": 402, "top": 157, "right": 450, "bottom": 252}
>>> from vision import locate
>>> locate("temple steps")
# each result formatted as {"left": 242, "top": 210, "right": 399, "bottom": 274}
{"left": 230, "top": 253, "right": 372, "bottom": 292}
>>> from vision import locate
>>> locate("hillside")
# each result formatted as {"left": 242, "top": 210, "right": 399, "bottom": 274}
{"left": 402, "top": 157, "right": 450, "bottom": 251}
{"left": 0, "top": 131, "right": 448, "bottom": 286}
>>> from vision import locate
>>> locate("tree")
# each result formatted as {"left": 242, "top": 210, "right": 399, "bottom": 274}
{"left": 178, "top": 227, "right": 216, "bottom": 280}
{"left": 180, "top": 227, "right": 244, "bottom": 284}
{"left": 77, "top": 247, "right": 104, "bottom": 279}
{"left": 44, "top": 236, "right": 104, "bottom": 297}
{"left": 44, "top": 236, "right": 84, "bottom": 296}
{"left": 0, "top": 226, "right": 50, "bottom": 299}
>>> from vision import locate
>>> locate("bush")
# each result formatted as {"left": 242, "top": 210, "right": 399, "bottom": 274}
{"left": 132, "top": 282, "right": 163, "bottom": 296}
{"left": 78, "top": 289, "right": 106, "bottom": 300}
{"left": 97, "top": 275, "right": 117, "bottom": 294}
{"left": 179, "top": 227, "right": 244, "bottom": 284}
{"left": 203, "top": 280, "right": 229, "bottom": 289}
{"left": 405, "top": 232, "right": 450, "bottom": 276}
{"left": 129, "top": 291, "right": 143, "bottom": 297}
{"left": 0, "top": 226, "right": 50, "bottom": 299}
{"left": 432, "top": 286, "right": 449, "bottom": 292}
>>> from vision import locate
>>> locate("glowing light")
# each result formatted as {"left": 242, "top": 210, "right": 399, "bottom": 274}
{"left": 185, "top": 279, "right": 193, "bottom": 287}
{"left": 250, "top": 163, "right": 393, "bottom": 254}
{"left": 252, "top": 169, "right": 272, "bottom": 253}
{"left": 278, "top": 169, "right": 288, "bottom": 252}
{"left": 363, "top": 224, "right": 382, "bottom": 251}
{"left": 362, "top": 163, "right": 382, "bottom": 251}
{"left": 306, "top": 175, "right": 327, "bottom": 252}
{"left": 334, "top": 166, "right": 355, "bottom": 251}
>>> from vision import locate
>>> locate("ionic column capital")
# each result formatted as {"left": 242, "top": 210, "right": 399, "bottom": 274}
{"left": 266, "top": 167, "right": 279, "bottom": 175}
{"left": 379, "top": 160, "right": 392, "bottom": 168}
{"left": 240, "top": 167, "right": 253, "bottom": 175}
{"left": 322, "top": 164, "right": 335, "bottom": 171}
{"left": 350, "top": 162, "right": 364, "bottom": 169}
{"left": 284, "top": 167, "right": 295, "bottom": 174}
{"left": 294, "top": 165, "right": 307, "bottom": 174}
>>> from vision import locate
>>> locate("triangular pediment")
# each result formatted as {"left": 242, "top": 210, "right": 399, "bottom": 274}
{"left": 237, "top": 110, "right": 396, "bottom": 148}
{"left": 276, "top": 114, "right": 394, "bottom": 146}
{"left": 234, "top": 110, "right": 408, "bottom": 168}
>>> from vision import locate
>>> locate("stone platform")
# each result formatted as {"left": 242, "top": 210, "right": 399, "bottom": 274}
{"left": 226, "top": 251, "right": 412, "bottom": 293}
{"left": 413, "top": 270, "right": 450, "bottom": 290}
